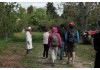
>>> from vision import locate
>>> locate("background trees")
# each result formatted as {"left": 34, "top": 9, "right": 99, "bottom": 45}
{"left": 46, "top": 2, "right": 58, "bottom": 19}
{"left": 0, "top": 2, "right": 19, "bottom": 40}
{"left": 62, "top": 2, "right": 100, "bottom": 32}
{"left": 16, "top": 6, "right": 28, "bottom": 32}
{"left": 0, "top": 2, "right": 100, "bottom": 40}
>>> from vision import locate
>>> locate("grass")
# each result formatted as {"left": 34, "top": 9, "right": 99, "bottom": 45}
{"left": 76, "top": 45, "right": 95, "bottom": 62}
{"left": 0, "top": 32, "right": 95, "bottom": 68}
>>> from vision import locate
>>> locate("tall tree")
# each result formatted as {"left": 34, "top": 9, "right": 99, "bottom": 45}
{"left": 46, "top": 2, "right": 58, "bottom": 19}
{"left": 0, "top": 2, "right": 19, "bottom": 40}
{"left": 62, "top": 2, "right": 99, "bottom": 32}
{"left": 16, "top": 6, "right": 28, "bottom": 32}
{"left": 28, "top": 8, "right": 48, "bottom": 26}
{"left": 27, "top": 5, "right": 35, "bottom": 14}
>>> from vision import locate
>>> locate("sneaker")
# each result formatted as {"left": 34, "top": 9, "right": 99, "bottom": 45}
{"left": 46, "top": 58, "right": 48, "bottom": 60}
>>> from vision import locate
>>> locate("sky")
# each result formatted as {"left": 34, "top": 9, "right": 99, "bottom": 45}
{"left": 18, "top": 2, "right": 63, "bottom": 16}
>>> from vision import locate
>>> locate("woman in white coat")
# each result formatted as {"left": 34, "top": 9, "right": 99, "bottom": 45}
{"left": 26, "top": 27, "right": 33, "bottom": 56}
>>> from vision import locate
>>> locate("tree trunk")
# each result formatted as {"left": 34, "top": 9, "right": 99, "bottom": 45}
{"left": 84, "top": 17, "right": 88, "bottom": 31}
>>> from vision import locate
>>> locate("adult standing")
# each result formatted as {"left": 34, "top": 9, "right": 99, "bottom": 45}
{"left": 26, "top": 27, "right": 33, "bottom": 56}
{"left": 43, "top": 28, "right": 50, "bottom": 59}
{"left": 65, "top": 22, "right": 79, "bottom": 65}
{"left": 48, "top": 27, "right": 62, "bottom": 66}
{"left": 93, "top": 30, "right": 100, "bottom": 68}
{"left": 59, "top": 24, "right": 66, "bottom": 60}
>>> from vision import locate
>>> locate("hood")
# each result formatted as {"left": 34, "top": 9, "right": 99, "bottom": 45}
{"left": 52, "top": 27, "right": 58, "bottom": 33}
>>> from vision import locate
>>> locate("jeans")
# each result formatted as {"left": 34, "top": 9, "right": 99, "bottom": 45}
{"left": 60, "top": 41, "right": 65, "bottom": 60}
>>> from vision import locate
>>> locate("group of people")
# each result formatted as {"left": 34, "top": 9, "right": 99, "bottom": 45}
{"left": 43, "top": 21, "right": 79, "bottom": 66}
{"left": 25, "top": 21, "right": 100, "bottom": 68}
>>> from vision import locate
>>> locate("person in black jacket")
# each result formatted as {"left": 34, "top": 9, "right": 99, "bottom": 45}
{"left": 93, "top": 30, "right": 100, "bottom": 68}
{"left": 59, "top": 24, "right": 66, "bottom": 60}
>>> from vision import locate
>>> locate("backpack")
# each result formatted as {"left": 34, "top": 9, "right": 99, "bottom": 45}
{"left": 51, "top": 33, "right": 59, "bottom": 47}
{"left": 67, "top": 29, "right": 77, "bottom": 44}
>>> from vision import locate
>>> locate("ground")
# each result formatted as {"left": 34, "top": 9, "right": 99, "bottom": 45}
{"left": 0, "top": 32, "right": 95, "bottom": 68}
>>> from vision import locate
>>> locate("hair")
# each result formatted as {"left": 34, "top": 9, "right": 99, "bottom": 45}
{"left": 60, "top": 24, "right": 65, "bottom": 28}
{"left": 44, "top": 27, "right": 50, "bottom": 32}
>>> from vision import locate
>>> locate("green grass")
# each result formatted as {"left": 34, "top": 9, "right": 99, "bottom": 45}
{"left": 0, "top": 32, "right": 95, "bottom": 68}
{"left": 76, "top": 45, "right": 95, "bottom": 62}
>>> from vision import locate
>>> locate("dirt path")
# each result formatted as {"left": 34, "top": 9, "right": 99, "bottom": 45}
{"left": 0, "top": 55, "right": 23, "bottom": 68}
{"left": 36, "top": 52, "right": 94, "bottom": 68}
{"left": 73, "top": 56, "right": 94, "bottom": 68}
{"left": 0, "top": 46, "right": 23, "bottom": 68}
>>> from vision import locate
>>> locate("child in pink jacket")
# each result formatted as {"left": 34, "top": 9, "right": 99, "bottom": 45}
{"left": 48, "top": 27, "right": 62, "bottom": 66}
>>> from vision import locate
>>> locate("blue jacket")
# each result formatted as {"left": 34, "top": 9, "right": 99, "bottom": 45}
{"left": 65, "top": 30, "right": 79, "bottom": 43}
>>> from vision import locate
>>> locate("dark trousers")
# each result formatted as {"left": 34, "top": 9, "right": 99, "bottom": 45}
{"left": 94, "top": 52, "right": 100, "bottom": 68}
{"left": 43, "top": 44, "right": 49, "bottom": 58}
{"left": 26, "top": 49, "right": 30, "bottom": 54}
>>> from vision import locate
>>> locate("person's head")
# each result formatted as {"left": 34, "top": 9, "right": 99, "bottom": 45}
{"left": 52, "top": 27, "right": 58, "bottom": 33}
{"left": 27, "top": 27, "right": 32, "bottom": 31}
{"left": 45, "top": 27, "right": 50, "bottom": 32}
{"left": 60, "top": 24, "right": 65, "bottom": 29}
{"left": 69, "top": 21, "right": 75, "bottom": 28}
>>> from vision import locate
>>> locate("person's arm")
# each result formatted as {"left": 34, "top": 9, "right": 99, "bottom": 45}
{"left": 26, "top": 32, "right": 30, "bottom": 45}
{"left": 57, "top": 34, "right": 62, "bottom": 48}
{"left": 65, "top": 32, "right": 68, "bottom": 43}
{"left": 48, "top": 34, "right": 51, "bottom": 47}
{"left": 76, "top": 31, "right": 79, "bottom": 43}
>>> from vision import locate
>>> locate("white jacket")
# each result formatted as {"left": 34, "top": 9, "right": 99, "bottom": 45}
{"left": 43, "top": 32, "right": 50, "bottom": 44}
{"left": 26, "top": 31, "right": 32, "bottom": 41}
{"left": 26, "top": 31, "right": 33, "bottom": 49}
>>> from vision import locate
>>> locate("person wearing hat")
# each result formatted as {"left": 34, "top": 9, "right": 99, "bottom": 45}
{"left": 65, "top": 22, "right": 79, "bottom": 65}
{"left": 26, "top": 27, "right": 33, "bottom": 56}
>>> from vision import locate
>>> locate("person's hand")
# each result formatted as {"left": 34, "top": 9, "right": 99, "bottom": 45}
{"left": 58, "top": 45, "right": 61, "bottom": 48}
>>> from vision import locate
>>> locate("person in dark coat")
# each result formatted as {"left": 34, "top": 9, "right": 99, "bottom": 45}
{"left": 59, "top": 24, "right": 66, "bottom": 60}
{"left": 93, "top": 30, "right": 100, "bottom": 68}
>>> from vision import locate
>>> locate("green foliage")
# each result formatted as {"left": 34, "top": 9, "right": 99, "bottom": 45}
{"left": 12, "top": 32, "right": 43, "bottom": 42}
{"left": 0, "top": 2, "right": 19, "bottom": 40}
{"left": 27, "top": 5, "right": 34, "bottom": 14}
{"left": 32, "top": 32, "right": 43, "bottom": 42}
{"left": 1, "top": 2, "right": 100, "bottom": 40}
{"left": 62, "top": 2, "right": 100, "bottom": 32}
{"left": 29, "top": 15, "right": 39, "bottom": 26}
{"left": 27, "top": 7, "right": 54, "bottom": 31}
{"left": 46, "top": 2, "right": 58, "bottom": 19}
{"left": 16, "top": 6, "right": 28, "bottom": 32}
{"left": 76, "top": 45, "right": 95, "bottom": 62}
